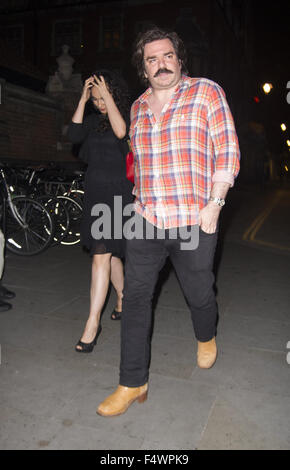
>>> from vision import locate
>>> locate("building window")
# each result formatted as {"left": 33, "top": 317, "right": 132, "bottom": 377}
{"left": 0, "top": 0, "right": 27, "bottom": 13}
{"left": 52, "top": 19, "right": 82, "bottom": 56}
{"left": 0, "top": 24, "right": 24, "bottom": 55}
{"left": 100, "top": 15, "right": 123, "bottom": 51}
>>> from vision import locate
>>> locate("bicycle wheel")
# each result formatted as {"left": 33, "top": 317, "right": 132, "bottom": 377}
{"left": 5, "top": 196, "right": 54, "bottom": 255}
{"left": 36, "top": 195, "right": 70, "bottom": 246}
{"left": 63, "top": 189, "right": 84, "bottom": 208}
{"left": 56, "top": 196, "right": 82, "bottom": 245}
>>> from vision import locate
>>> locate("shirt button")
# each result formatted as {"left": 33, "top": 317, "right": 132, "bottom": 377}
{"left": 154, "top": 171, "right": 159, "bottom": 178}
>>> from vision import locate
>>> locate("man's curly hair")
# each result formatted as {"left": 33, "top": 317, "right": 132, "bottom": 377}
{"left": 132, "top": 27, "right": 188, "bottom": 86}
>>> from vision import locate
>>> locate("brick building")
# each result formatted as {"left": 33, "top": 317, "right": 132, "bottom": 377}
{"left": 0, "top": 0, "right": 255, "bottom": 169}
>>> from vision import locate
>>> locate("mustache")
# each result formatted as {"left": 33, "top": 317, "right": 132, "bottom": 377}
{"left": 154, "top": 68, "right": 174, "bottom": 78}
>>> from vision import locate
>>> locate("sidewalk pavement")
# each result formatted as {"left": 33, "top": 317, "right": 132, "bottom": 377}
{"left": 0, "top": 212, "right": 290, "bottom": 450}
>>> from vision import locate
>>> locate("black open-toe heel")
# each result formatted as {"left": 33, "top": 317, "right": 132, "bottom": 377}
{"left": 111, "top": 309, "right": 121, "bottom": 321}
{"left": 75, "top": 324, "right": 102, "bottom": 353}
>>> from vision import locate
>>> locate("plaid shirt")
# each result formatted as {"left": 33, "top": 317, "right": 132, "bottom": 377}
{"left": 129, "top": 76, "right": 240, "bottom": 229}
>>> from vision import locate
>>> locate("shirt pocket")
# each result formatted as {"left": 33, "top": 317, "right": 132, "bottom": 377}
{"left": 171, "top": 110, "right": 207, "bottom": 148}
{"left": 130, "top": 115, "right": 151, "bottom": 133}
{"left": 130, "top": 116, "right": 152, "bottom": 151}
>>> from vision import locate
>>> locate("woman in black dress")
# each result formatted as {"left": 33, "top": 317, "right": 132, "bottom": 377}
{"left": 67, "top": 70, "right": 133, "bottom": 352}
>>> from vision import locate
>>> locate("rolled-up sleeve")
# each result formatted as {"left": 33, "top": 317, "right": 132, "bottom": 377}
{"left": 207, "top": 84, "right": 240, "bottom": 187}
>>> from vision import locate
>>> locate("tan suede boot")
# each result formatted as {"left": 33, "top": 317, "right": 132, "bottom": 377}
{"left": 197, "top": 338, "right": 217, "bottom": 369}
{"left": 97, "top": 384, "right": 148, "bottom": 417}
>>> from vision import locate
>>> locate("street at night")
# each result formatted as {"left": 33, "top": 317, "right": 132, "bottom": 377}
{"left": 0, "top": 182, "right": 289, "bottom": 450}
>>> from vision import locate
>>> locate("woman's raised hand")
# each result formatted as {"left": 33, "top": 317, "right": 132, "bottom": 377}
{"left": 80, "top": 76, "right": 94, "bottom": 103}
{"left": 92, "top": 75, "right": 111, "bottom": 100}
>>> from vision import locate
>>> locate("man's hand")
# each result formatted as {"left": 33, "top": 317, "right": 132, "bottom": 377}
{"left": 199, "top": 202, "right": 221, "bottom": 234}
{"left": 199, "top": 182, "right": 231, "bottom": 233}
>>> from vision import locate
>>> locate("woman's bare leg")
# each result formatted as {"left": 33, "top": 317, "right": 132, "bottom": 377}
{"left": 110, "top": 256, "right": 124, "bottom": 316}
{"left": 76, "top": 253, "right": 111, "bottom": 349}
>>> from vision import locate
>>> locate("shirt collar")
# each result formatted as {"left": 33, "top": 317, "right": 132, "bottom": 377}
{"left": 139, "top": 75, "right": 190, "bottom": 105}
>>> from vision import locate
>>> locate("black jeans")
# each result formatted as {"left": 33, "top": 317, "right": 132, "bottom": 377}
{"left": 120, "top": 221, "right": 218, "bottom": 387}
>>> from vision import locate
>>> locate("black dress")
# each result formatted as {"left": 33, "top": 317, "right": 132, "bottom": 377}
{"left": 67, "top": 113, "right": 134, "bottom": 258}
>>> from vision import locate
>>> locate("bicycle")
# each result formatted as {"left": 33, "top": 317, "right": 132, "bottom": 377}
{"left": 39, "top": 169, "right": 85, "bottom": 209}
{"left": 62, "top": 170, "right": 85, "bottom": 208}
{"left": 0, "top": 165, "right": 55, "bottom": 255}
{"left": 11, "top": 166, "right": 83, "bottom": 246}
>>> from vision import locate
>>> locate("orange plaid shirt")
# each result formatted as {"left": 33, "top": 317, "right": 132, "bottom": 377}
{"left": 129, "top": 76, "right": 240, "bottom": 229}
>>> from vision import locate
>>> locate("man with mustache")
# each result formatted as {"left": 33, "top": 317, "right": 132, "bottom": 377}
{"left": 97, "top": 27, "right": 240, "bottom": 417}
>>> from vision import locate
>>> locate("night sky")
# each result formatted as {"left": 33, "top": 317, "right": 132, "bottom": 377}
{"left": 253, "top": 0, "right": 290, "bottom": 83}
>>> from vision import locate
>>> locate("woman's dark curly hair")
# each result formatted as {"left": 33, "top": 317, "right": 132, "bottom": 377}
{"left": 132, "top": 27, "right": 188, "bottom": 86}
{"left": 88, "top": 69, "right": 130, "bottom": 133}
